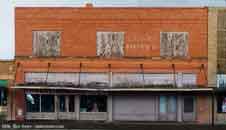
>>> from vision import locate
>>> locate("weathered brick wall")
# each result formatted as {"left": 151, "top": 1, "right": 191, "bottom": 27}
{"left": 15, "top": 7, "right": 208, "bottom": 86}
{"left": 15, "top": 7, "right": 208, "bottom": 58}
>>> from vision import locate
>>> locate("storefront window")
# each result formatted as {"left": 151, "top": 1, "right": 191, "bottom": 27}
{"left": 80, "top": 95, "right": 107, "bottom": 112}
{"left": 184, "top": 96, "right": 194, "bottom": 113}
{"left": 41, "top": 95, "right": 55, "bottom": 112}
{"left": 217, "top": 95, "right": 226, "bottom": 113}
{"left": 159, "top": 96, "right": 167, "bottom": 113}
{"left": 58, "top": 95, "right": 66, "bottom": 112}
{"left": 69, "top": 95, "right": 75, "bottom": 112}
{"left": 168, "top": 96, "right": 177, "bottom": 113}
{"left": 26, "top": 94, "right": 40, "bottom": 112}
{"left": 0, "top": 89, "right": 7, "bottom": 106}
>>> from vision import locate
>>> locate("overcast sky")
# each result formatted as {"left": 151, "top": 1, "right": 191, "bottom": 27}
{"left": 1, "top": 0, "right": 226, "bottom": 60}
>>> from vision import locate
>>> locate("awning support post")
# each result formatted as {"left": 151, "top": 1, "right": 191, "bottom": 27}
{"left": 211, "top": 90, "right": 215, "bottom": 126}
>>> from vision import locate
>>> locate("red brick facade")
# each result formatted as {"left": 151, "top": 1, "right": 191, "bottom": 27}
{"left": 15, "top": 7, "right": 208, "bottom": 85}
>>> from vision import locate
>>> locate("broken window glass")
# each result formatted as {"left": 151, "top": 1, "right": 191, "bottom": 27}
{"left": 26, "top": 94, "right": 40, "bottom": 112}
{"left": 80, "top": 95, "right": 107, "bottom": 112}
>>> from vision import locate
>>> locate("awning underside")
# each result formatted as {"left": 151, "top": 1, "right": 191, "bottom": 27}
{"left": 12, "top": 85, "right": 213, "bottom": 92}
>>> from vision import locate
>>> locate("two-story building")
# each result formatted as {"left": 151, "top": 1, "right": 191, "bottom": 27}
{"left": 208, "top": 8, "right": 226, "bottom": 124}
{"left": 13, "top": 5, "right": 212, "bottom": 124}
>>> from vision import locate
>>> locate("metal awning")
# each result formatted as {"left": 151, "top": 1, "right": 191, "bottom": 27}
{"left": 12, "top": 85, "right": 213, "bottom": 92}
{"left": 0, "top": 80, "right": 8, "bottom": 88}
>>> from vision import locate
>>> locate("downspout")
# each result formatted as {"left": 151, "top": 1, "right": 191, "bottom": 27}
{"left": 108, "top": 64, "right": 112, "bottom": 87}
{"left": 45, "top": 62, "right": 51, "bottom": 84}
{"left": 140, "top": 64, "right": 144, "bottom": 87}
{"left": 172, "top": 64, "right": 176, "bottom": 87}
{"left": 78, "top": 63, "right": 82, "bottom": 86}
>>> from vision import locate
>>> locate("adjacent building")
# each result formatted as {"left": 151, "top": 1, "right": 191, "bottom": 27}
{"left": 11, "top": 5, "right": 214, "bottom": 124}
{"left": 208, "top": 8, "right": 226, "bottom": 124}
{"left": 0, "top": 61, "right": 14, "bottom": 120}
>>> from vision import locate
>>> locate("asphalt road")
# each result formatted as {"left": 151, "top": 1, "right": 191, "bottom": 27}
{"left": 1, "top": 121, "right": 226, "bottom": 130}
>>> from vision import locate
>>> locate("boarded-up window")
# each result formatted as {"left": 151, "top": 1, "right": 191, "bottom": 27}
{"left": 217, "top": 11, "right": 226, "bottom": 73}
{"left": 33, "top": 31, "right": 60, "bottom": 56}
{"left": 160, "top": 32, "right": 188, "bottom": 57}
{"left": 96, "top": 32, "right": 124, "bottom": 57}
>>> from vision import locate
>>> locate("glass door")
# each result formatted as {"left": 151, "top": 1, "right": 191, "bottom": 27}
{"left": 182, "top": 96, "right": 196, "bottom": 121}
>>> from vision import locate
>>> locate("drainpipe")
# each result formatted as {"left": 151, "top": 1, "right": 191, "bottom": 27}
{"left": 45, "top": 62, "right": 51, "bottom": 84}
{"left": 140, "top": 64, "right": 144, "bottom": 87}
{"left": 172, "top": 64, "right": 176, "bottom": 87}
{"left": 78, "top": 63, "right": 82, "bottom": 86}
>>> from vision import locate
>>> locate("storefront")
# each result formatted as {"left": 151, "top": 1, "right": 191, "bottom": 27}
{"left": 0, "top": 80, "right": 8, "bottom": 120}
{"left": 13, "top": 86, "right": 212, "bottom": 123}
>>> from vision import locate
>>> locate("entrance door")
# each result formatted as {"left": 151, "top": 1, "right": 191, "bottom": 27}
{"left": 182, "top": 96, "right": 196, "bottom": 122}
{"left": 159, "top": 96, "right": 177, "bottom": 121}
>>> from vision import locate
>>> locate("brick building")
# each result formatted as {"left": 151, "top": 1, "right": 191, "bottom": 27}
{"left": 13, "top": 6, "right": 212, "bottom": 123}
{"left": 208, "top": 8, "right": 226, "bottom": 124}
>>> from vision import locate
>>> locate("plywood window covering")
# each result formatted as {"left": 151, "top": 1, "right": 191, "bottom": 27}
{"left": 33, "top": 31, "right": 61, "bottom": 57}
{"left": 217, "top": 11, "right": 226, "bottom": 73}
{"left": 96, "top": 32, "right": 124, "bottom": 58}
{"left": 160, "top": 32, "right": 188, "bottom": 57}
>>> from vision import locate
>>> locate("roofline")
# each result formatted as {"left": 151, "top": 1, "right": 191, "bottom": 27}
{"left": 14, "top": 6, "right": 208, "bottom": 9}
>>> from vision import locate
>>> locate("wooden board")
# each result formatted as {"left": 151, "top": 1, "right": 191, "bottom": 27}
{"left": 33, "top": 31, "right": 60, "bottom": 57}
{"left": 96, "top": 32, "right": 124, "bottom": 58}
{"left": 160, "top": 32, "right": 188, "bottom": 57}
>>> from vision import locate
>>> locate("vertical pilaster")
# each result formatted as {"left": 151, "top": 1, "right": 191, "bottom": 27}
{"left": 208, "top": 8, "right": 218, "bottom": 87}
{"left": 177, "top": 95, "right": 182, "bottom": 122}
{"left": 75, "top": 95, "right": 80, "bottom": 120}
{"left": 107, "top": 95, "right": 113, "bottom": 122}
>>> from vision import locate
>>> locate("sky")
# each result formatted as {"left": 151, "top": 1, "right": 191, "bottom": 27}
{"left": 1, "top": 0, "right": 226, "bottom": 60}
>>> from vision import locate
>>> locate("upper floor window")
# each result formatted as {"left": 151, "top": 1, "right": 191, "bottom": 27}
{"left": 160, "top": 32, "right": 188, "bottom": 58}
{"left": 96, "top": 32, "right": 124, "bottom": 58}
{"left": 33, "top": 31, "right": 61, "bottom": 57}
